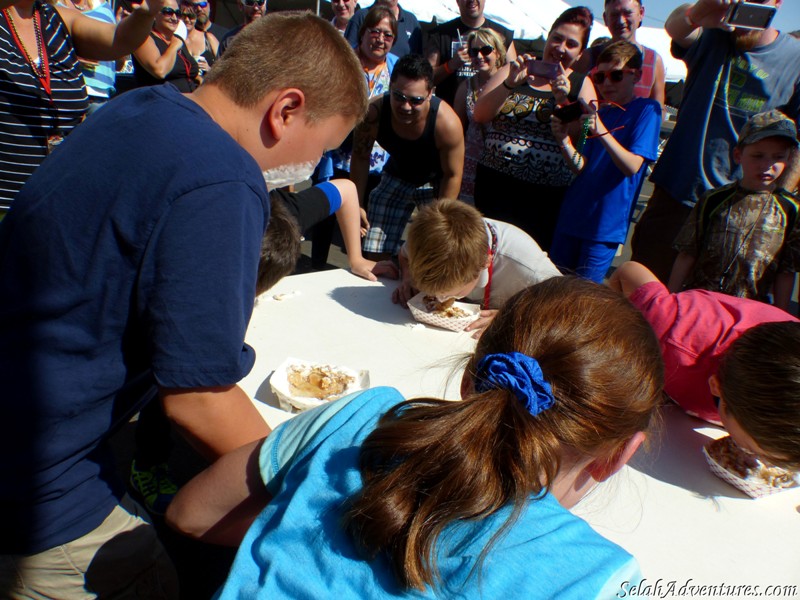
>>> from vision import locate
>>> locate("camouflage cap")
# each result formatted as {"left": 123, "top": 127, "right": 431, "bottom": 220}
{"left": 737, "top": 110, "right": 799, "bottom": 148}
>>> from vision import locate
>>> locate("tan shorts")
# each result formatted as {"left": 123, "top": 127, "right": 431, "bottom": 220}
{"left": 0, "top": 495, "right": 179, "bottom": 599}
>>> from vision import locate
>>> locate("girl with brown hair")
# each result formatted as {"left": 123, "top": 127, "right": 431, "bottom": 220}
{"left": 167, "top": 276, "right": 663, "bottom": 598}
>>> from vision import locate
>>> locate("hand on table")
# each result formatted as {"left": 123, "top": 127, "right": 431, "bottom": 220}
{"left": 391, "top": 280, "right": 418, "bottom": 308}
{"left": 372, "top": 260, "right": 399, "bottom": 280}
{"left": 464, "top": 309, "right": 498, "bottom": 339}
{"left": 349, "top": 257, "right": 380, "bottom": 282}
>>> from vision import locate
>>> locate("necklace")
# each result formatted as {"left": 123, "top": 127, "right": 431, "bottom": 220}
{"left": 3, "top": 6, "right": 49, "bottom": 90}
{"left": 152, "top": 30, "right": 195, "bottom": 85}
{"left": 717, "top": 192, "right": 767, "bottom": 292}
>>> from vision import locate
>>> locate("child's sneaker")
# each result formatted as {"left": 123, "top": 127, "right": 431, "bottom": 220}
{"left": 129, "top": 460, "right": 178, "bottom": 516}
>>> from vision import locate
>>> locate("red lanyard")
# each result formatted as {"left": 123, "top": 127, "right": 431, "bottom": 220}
{"left": 153, "top": 31, "right": 193, "bottom": 83}
{"left": 483, "top": 222, "right": 498, "bottom": 310}
{"left": 3, "top": 7, "right": 52, "bottom": 97}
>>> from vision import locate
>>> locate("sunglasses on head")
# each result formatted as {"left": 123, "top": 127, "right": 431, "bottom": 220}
{"left": 468, "top": 45, "right": 494, "bottom": 58}
{"left": 160, "top": 7, "right": 181, "bottom": 17}
{"left": 391, "top": 90, "right": 426, "bottom": 106}
{"left": 242, "top": 0, "right": 266, "bottom": 6}
{"left": 591, "top": 68, "right": 637, "bottom": 85}
{"left": 367, "top": 27, "right": 394, "bottom": 40}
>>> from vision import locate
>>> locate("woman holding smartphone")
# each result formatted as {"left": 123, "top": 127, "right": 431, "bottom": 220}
{"left": 472, "top": 6, "right": 596, "bottom": 252}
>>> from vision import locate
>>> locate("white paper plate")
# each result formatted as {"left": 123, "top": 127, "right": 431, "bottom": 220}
{"left": 703, "top": 437, "right": 799, "bottom": 499}
{"left": 269, "top": 357, "right": 369, "bottom": 413}
{"left": 407, "top": 292, "right": 480, "bottom": 332}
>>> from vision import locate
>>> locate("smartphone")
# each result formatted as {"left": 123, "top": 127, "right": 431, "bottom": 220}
{"left": 552, "top": 102, "right": 583, "bottom": 123}
{"left": 724, "top": 2, "right": 777, "bottom": 30}
{"left": 526, "top": 59, "right": 560, "bottom": 80}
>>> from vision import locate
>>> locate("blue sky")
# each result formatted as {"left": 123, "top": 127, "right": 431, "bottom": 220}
{"left": 577, "top": 1, "right": 799, "bottom": 33}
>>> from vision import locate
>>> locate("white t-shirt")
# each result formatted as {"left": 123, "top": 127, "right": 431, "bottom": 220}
{"left": 466, "top": 219, "right": 561, "bottom": 309}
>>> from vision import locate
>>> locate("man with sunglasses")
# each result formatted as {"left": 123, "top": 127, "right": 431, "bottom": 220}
{"left": 425, "top": 0, "right": 516, "bottom": 107}
{"left": 631, "top": 0, "right": 800, "bottom": 283}
{"left": 351, "top": 54, "right": 464, "bottom": 260}
{"left": 219, "top": 0, "right": 265, "bottom": 54}
{"left": 180, "top": 0, "right": 228, "bottom": 40}
{"left": 345, "top": 0, "right": 421, "bottom": 59}
{"left": 0, "top": 14, "right": 366, "bottom": 597}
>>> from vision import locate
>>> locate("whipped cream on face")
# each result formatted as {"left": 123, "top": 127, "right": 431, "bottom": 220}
{"left": 262, "top": 159, "right": 318, "bottom": 190}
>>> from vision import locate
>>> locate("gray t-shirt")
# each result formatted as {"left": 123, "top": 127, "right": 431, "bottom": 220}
{"left": 650, "top": 29, "right": 800, "bottom": 208}
{"left": 466, "top": 219, "right": 561, "bottom": 309}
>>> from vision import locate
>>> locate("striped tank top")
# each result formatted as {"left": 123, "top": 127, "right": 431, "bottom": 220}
{"left": 0, "top": 1, "right": 88, "bottom": 208}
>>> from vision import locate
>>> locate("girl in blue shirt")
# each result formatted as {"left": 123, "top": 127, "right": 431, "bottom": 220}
{"left": 167, "top": 276, "right": 663, "bottom": 599}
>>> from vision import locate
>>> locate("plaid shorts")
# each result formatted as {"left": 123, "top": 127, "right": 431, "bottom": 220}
{"left": 363, "top": 172, "right": 436, "bottom": 255}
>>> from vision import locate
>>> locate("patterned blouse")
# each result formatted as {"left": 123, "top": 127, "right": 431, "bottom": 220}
{"left": 479, "top": 71, "right": 584, "bottom": 188}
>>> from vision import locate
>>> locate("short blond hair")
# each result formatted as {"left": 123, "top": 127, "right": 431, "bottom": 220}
{"left": 205, "top": 13, "right": 368, "bottom": 123}
{"left": 406, "top": 199, "right": 488, "bottom": 294}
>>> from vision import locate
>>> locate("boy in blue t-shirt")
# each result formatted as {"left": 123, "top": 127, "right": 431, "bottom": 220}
{"left": 549, "top": 40, "right": 661, "bottom": 282}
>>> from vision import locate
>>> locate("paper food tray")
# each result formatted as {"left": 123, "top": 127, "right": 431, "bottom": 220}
{"left": 702, "top": 438, "right": 799, "bottom": 499}
{"left": 407, "top": 292, "right": 480, "bottom": 332}
{"left": 269, "top": 357, "right": 369, "bottom": 413}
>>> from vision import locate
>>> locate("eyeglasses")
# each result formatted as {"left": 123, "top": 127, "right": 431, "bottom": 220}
{"left": 180, "top": 11, "right": 195, "bottom": 18}
{"left": 160, "top": 7, "right": 182, "bottom": 17}
{"left": 391, "top": 90, "right": 426, "bottom": 106}
{"left": 591, "top": 68, "right": 637, "bottom": 85}
{"left": 188, "top": 1, "right": 207, "bottom": 6}
{"left": 468, "top": 45, "right": 494, "bottom": 58}
{"left": 367, "top": 28, "right": 394, "bottom": 40}
{"left": 242, "top": 0, "right": 266, "bottom": 6}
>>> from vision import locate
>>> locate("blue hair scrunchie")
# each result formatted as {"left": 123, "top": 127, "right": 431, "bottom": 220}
{"left": 475, "top": 352, "right": 555, "bottom": 416}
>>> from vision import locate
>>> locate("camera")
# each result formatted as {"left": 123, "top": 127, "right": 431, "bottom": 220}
{"left": 724, "top": 2, "right": 777, "bottom": 30}
{"left": 526, "top": 59, "right": 560, "bottom": 80}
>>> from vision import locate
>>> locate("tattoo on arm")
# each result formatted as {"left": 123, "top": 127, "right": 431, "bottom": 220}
{"left": 353, "top": 104, "right": 379, "bottom": 158}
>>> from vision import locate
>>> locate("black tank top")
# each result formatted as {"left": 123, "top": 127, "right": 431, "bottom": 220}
{"left": 133, "top": 32, "right": 199, "bottom": 93}
{"left": 377, "top": 94, "right": 441, "bottom": 186}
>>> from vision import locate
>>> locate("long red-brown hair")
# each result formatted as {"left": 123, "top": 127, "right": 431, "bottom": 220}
{"left": 343, "top": 276, "right": 663, "bottom": 591}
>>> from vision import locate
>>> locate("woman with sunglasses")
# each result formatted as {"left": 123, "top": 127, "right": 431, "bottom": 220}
{"left": 0, "top": 0, "right": 164, "bottom": 211}
{"left": 181, "top": 3, "right": 218, "bottom": 75}
{"left": 132, "top": 0, "right": 201, "bottom": 93}
{"left": 453, "top": 28, "right": 507, "bottom": 205}
{"left": 472, "top": 7, "right": 597, "bottom": 252}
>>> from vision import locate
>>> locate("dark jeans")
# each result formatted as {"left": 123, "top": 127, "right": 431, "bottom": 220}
{"left": 474, "top": 163, "right": 566, "bottom": 252}
{"left": 630, "top": 185, "right": 693, "bottom": 283}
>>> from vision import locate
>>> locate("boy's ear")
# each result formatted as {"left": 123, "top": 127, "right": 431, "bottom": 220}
{"left": 733, "top": 146, "right": 742, "bottom": 165}
{"left": 587, "top": 432, "right": 646, "bottom": 482}
{"left": 261, "top": 89, "right": 306, "bottom": 144}
{"left": 708, "top": 374, "right": 722, "bottom": 398}
{"left": 633, "top": 68, "right": 642, "bottom": 83}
